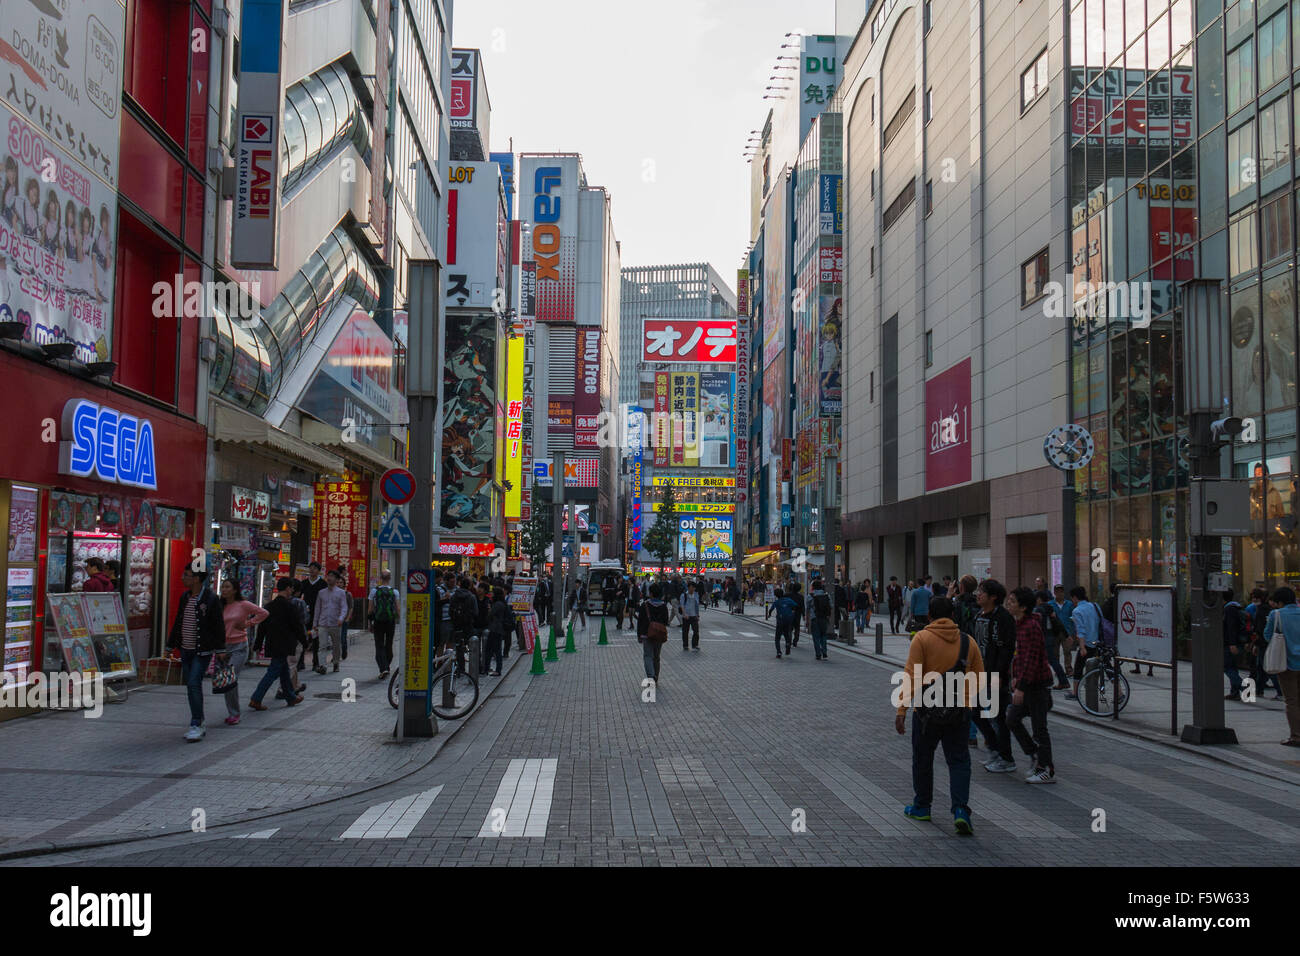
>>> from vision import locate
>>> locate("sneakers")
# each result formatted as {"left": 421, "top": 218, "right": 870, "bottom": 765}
{"left": 1025, "top": 766, "right": 1056, "bottom": 784}
{"left": 378, "top": 671, "right": 389, "bottom": 680}
{"left": 776, "top": 652, "right": 782, "bottom": 658}
{"left": 183, "top": 724, "right": 205, "bottom": 742}
{"left": 903, "top": 804, "right": 932, "bottom": 821}
{"left": 248, "top": 700, "right": 268, "bottom": 711}
{"left": 224, "top": 715, "right": 240, "bottom": 726}
{"left": 953, "top": 808, "right": 974, "bottom": 835}
{"left": 332, "top": 661, "right": 340, "bottom": 673}
{"left": 984, "top": 757, "right": 1017, "bottom": 773}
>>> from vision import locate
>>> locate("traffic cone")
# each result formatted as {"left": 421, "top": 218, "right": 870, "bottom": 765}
{"left": 598, "top": 617, "right": 609, "bottom": 645}
{"left": 529, "top": 630, "right": 547, "bottom": 675}
{"left": 545, "top": 623, "right": 560, "bottom": 662}
{"left": 564, "top": 617, "right": 577, "bottom": 653}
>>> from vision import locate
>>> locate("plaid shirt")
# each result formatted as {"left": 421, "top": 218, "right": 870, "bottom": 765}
{"left": 1011, "top": 613, "right": 1052, "bottom": 687}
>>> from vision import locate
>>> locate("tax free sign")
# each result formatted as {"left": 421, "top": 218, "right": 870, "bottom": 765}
{"left": 58, "top": 399, "right": 158, "bottom": 490}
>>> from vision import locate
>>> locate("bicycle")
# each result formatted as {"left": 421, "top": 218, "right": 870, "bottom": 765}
{"left": 386, "top": 645, "right": 479, "bottom": 719}
{"left": 1076, "top": 640, "right": 1130, "bottom": 716}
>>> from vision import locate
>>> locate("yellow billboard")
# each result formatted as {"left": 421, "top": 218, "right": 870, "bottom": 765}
{"left": 505, "top": 334, "right": 525, "bottom": 518}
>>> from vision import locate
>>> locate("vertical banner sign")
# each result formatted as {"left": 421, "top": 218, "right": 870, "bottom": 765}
{"left": 0, "top": 0, "right": 125, "bottom": 363}
{"left": 629, "top": 406, "right": 644, "bottom": 552}
{"left": 310, "top": 471, "right": 371, "bottom": 599}
{"left": 671, "top": 373, "right": 687, "bottom": 466}
{"left": 449, "top": 49, "right": 478, "bottom": 129}
{"left": 735, "top": 318, "right": 750, "bottom": 503}
{"left": 440, "top": 314, "right": 496, "bottom": 536}
{"left": 231, "top": 0, "right": 287, "bottom": 269}
{"left": 505, "top": 334, "right": 524, "bottom": 518}
{"left": 654, "top": 372, "right": 670, "bottom": 466}
{"left": 737, "top": 269, "right": 749, "bottom": 318}
{"left": 520, "top": 156, "right": 578, "bottom": 322}
{"left": 574, "top": 328, "right": 601, "bottom": 449}
{"left": 925, "top": 357, "right": 973, "bottom": 491}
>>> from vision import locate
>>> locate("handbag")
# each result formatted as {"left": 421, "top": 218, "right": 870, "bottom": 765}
{"left": 1264, "top": 611, "right": 1290, "bottom": 675}
{"left": 211, "top": 655, "right": 238, "bottom": 694}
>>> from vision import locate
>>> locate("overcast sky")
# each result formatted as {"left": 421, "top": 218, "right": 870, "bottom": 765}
{"left": 451, "top": 0, "right": 835, "bottom": 295}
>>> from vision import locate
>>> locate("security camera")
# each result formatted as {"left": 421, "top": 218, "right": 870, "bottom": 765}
{"left": 1210, "top": 417, "right": 1244, "bottom": 442}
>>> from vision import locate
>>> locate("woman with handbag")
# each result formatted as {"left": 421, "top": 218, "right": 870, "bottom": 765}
{"left": 218, "top": 577, "right": 269, "bottom": 725}
{"left": 1263, "top": 587, "right": 1300, "bottom": 745}
{"left": 637, "top": 583, "right": 671, "bottom": 685}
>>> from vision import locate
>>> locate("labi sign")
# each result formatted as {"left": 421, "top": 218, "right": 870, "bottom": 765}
{"left": 58, "top": 399, "right": 158, "bottom": 490}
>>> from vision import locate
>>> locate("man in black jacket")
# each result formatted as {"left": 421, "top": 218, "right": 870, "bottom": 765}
{"left": 248, "top": 578, "right": 306, "bottom": 710}
{"left": 971, "top": 578, "right": 1017, "bottom": 771}
{"left": 298, "top": 562, "right": 327, "bottom": 672}
{"left": 166, "top": 567, "right": 226, "bottom": 742}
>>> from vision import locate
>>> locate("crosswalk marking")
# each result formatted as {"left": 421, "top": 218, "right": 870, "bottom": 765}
{"left": 232, "top": 828, "right": 279, "bottom": 839}
{"left": 340, "top": 786, "right": 443, "bottom": 839}
{"left": 479, "top": 758, "right": 558, "bottom": 837}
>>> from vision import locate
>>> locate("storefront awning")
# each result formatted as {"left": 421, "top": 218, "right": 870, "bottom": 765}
{"left": 212, "top": 403, "right": 345, "bottom": 474}
{"left": 741, "top": 548, "right": 781, "bottom": 566}
{"left": 301, "top": 420, "right": 401, "bottom": 474}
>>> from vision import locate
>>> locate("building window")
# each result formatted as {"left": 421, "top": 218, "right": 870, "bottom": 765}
{"left": 882, "top": 178, "right": 916, "bottom": 231}
{"left": 1227, "top": 41, "right": 1254, "bottom": 115}
{"left": 1261, "top": 190, "right": 1292, "bottom": 261}
{"left": 924, "top": 87, "right": 933, "bottom": 124}
{"left": 924, "top": 179, "right": 934, "bottom": 215}
{"left": 870, "top": 168, "right": 876, "bottom": 198}
{"left": 924, "top": 330, "right": 934, "bottom": 367}
{"left": 882, "top": 88, "right": 916, "bottom": 150}
{"left": 923, "top": 0, "right": 932, "bottom": 33}
{"left": 1258, "top": 12, "right": 1287, "bottom": 95}
{"left": 870, "top": 245, "right": 875, "bottom": 275}
{"left": 1022, "top": 248, "right": 1049, "bottom": 306}
{"left": 1260, "top": 96, "right": 1290, "bottom": 177}
{"left": 1229, "top": 119, "right": 1257, "bottom": 197}
{"left": 1020, "top": 49, "right": 1048, "bottom": 112}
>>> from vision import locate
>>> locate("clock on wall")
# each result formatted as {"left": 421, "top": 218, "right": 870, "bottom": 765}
{"left": 1043, "top": 424, "right": 1095, "bottom": 471}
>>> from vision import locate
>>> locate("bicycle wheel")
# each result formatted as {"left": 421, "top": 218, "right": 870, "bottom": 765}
{"left": 388, "top": 667, "right": 400, "bottom": 709}
{"left": 1078, "top": 664, "right": 1130, "bottom": 716}
{"left": 430, "top": 667, "right": 478, "bottom": 720}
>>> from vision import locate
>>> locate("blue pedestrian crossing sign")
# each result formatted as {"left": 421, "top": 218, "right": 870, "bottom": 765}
{"left": 379, "top": 509, "right": 416, "bottom": 550}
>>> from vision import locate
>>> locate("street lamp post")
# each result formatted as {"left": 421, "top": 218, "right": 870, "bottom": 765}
{"left": 1180, "top": 278, "right": 1237, "bottom": 745}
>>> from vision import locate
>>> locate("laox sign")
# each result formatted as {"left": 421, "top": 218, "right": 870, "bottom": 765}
{"left": 58, "top": 399, "right": 158, "bottom": 490}
{"left": 532, "top": 166, "right": 563, "bottom": 281}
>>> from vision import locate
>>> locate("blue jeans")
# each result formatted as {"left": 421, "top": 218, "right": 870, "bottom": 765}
{"left": 854, "top": 609, "right": 868, "bottom": 631}
{"left": 180, "top": 649, "right": 210, "bottom": 727}
{"left": 911, "top": 714, "right": 972, "bottom": 814}
{"left": 810, "top": 617, "right": 829, "bottom": 657}
{"left": 1224, "top": 647, "right": 1243, "bottom": 695}
{"left": 251, "top": 656, "right": 299, "bottom": 705}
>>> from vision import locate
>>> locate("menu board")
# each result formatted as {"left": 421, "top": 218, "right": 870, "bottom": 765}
{"left": 4, "top": 567, "right": 35, "bottom": 685}
{"left": 7, "top": 486, "right": 38, "bottom": 562}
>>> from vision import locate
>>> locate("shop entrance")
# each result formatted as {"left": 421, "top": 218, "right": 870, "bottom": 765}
{"left": 1007, "top": 532, "right": 1049, "bottom": 587}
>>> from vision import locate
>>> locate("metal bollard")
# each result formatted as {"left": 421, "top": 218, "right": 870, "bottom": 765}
{"left": 470, "top": 635, "right": 481, "bottom": 680}
{"left": 875, "top": 622, "right": 883, "bottom": 654}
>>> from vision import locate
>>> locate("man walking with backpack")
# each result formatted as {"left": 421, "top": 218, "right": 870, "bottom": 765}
{"left": 448, "top": 577, "right": 479, "bottom": 674}
{"left": 972, "top": 579, "right": 1017, "bottom": 771}
{"left": 810, "top": 579, "right": 833, "bottom": 661}
{"left": 1223, "top": 589, "right": 1249, "bottom": 702}
{"left": 1034, "top": 590, "right": 1071, "bottom": 689}
{"left": 773, "top": 587, "right": 798, "bottom": 657}
{"left": 368, "top": 570, "right": 399, "bottom": 680}
{"left": 1067, "top": 586, "right": 1102, "bottom": 701}
{"left": 895, "top": 596, "right": 984, "bottom": 835}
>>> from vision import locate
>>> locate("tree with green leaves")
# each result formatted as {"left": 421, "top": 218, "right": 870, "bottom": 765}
{"left": 520, "top": 500, "right": 553, "bottom": 573}
{"left": 642, "top": 483, "right": 679, "bottom": 572}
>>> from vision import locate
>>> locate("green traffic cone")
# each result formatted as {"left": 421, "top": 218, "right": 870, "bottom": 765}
{"left": 529, "top": 629, "right": 547, "bottom": 675}
{"left": 545, "top": 623, "right": 560, "bottom": 662}
{"left": 564, "top": 617, "right": 577, "bottom": 653}
{"left": 598, "top": 617, "right": 609, "bottom": 645}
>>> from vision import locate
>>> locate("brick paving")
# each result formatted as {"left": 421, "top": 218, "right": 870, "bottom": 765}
{"left": 5, "top": 612, "right": 1299, "bottom": 866}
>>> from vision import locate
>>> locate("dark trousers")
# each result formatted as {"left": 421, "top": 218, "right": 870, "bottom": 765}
{"left": 1007, "top": 682, "right": 1053, "bottom": 769}
{"left": 682, "top": 616, "right": 699, "bottom": 648}
{"left": 890, "top": 606, "right": 903, "bottom": 632}
{"left": 775, "top": 624, "right": 792, "bottom": 653}
{"left": 251, "top": 656, "right": 298, "bottom": 705}
{"left": 1251, "top": 642, "right": 1282, "bottom": 694}
{"left": 1224, "top": 647, "right": 1244, "bottom": 695}
{"left": 373, "top": 619, "right": 396, "bottom": 673}
{"left": 484, "top": 631, "right": 503, "bottom": 672}
{"left": 1046, "top": 633, "right": 1069, "bottom": 685}
{"left": 298, "top": 632, "right": 320, "bottom": 670}
{"left": 974, "top": 684, "right": 1012, "bottom": 760}
{"left": 911, "top": 714, "right": 972, "bottom": 814}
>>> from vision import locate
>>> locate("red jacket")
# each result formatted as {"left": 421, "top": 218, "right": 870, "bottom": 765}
{"left": 1012, "top": 613, "right": 1052, "bottom": 687}
{"left": 82, "top": 572, "right": 115, "bottom": 592}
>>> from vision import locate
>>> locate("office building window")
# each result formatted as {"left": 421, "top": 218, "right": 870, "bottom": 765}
{"left": 1022, "top": 248, "right": 1049, "bottom": 306}
{"left": 870, "top": 245, "right": 875, "bottom": 275}
{"left": 1021, "top": 49, "right": 1048, "bottom": 111}
{"left": 1258, "top": 12, "right": 1287, "bottom": 94}
{"left": 882, "top": 178, "right": 916, "bottom": 231}
{"left": 1227, "top": 41, "right": 1254, "bottom": 115}
{"left": 924, "top": 330, "right": 934, "bottom": 367}
{"left": 924, "top": 87, "right": 933, "bottom": 124}
{"left": 924, "top": 179, "right": 933, "bottom": 215}
{"left": 882, "top": 89, "right": 916, "bottom": 150}
{"left": 924, "top": 0, "right": 932, "bottom": 32}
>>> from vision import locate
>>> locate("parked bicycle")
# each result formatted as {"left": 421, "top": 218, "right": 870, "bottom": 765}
{"left": 1076, "top": 639, "right": 1130, "bottom": 716}
{"left": 386, "top": 646, "right": 479, "bottom": 719}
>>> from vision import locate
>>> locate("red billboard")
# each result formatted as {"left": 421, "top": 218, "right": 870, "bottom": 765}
{"left": 925, "top": 358, "right": 972, "bottom": 492}
{"left": 643, "top": 319, "right": 739, "bottom": 364}
{"left": 311, "top": 472, "right": 371, "bottom": 598}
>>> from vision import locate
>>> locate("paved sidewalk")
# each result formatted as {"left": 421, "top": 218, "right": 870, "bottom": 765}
{"left": 708, "top": 606, "right": 1300, "bottom": 785}
{"left": 0, "top": 629, "right": 523, "bottom": 857}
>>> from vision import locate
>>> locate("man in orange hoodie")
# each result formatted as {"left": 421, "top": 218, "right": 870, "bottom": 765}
{"left": 894, "top": 596, "right": 986, "bottom": 835}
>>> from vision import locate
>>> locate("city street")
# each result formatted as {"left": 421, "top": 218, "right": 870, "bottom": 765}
{"left": 12, "top": 611, "right": 1299, "bottom": 868}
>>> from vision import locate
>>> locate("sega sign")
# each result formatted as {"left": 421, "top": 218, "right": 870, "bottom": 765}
{"left": 58, "top": 399, "right": 158, "bottom": 490}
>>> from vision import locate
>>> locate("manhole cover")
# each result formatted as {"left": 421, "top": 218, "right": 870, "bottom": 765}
{"left": 313, "top": 692, "right": 363, "bottom": 701}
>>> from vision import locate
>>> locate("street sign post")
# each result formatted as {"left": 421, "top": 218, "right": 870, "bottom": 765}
{"left": 379, "top": 508, "right": 416, "bottom": 550}
{"left": 402, "top": 568, "right": 435, "bottom": 737}
{"left": 379, "top": 467, "right": 417, "bottom": 506}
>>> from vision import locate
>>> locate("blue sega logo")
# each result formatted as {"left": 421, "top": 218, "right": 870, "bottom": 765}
{"left": 58, "top": 399, "right": 158, "bottom": 490}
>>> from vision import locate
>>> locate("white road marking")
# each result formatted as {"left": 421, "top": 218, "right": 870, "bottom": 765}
{"left": 340, "top": 786, "right": 444, "bottom": 839}
{"left": 479, "top": 758, "right": 559, "bottom": 838}
{"left": 231, "top": 828, "right": 280, "bottom": 839}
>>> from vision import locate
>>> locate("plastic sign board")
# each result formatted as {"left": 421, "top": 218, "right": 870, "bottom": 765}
{"left": 379, "top": 468, "right": 416, "bottom": 505}
{"left": 58, "top": 399, "right": 158, "bottom": 490}
{"left": 230, "top": 0, "right": 287, "bottom": 269}
{"left": 379, "top": 509, "right": 416, "bottom": 549}
{"left": 1116, "top": 585, "right": 1174, "bottom": 665}
{"left": 643, "top": 319, "right": 739, "bottom": 364}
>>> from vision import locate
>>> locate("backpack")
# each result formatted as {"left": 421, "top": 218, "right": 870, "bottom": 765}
{"left": 372, "top": 586, "right": 396, "bottom": 622}
{"left": 1094, "top": 603, "right": 1116, "bottom": 647}
{"left": 450, "top": 589, "right": 477, "bottom": 631}
{"left": 1237, "top": 605, "right": 1255, "bottom": 640}
{"left": 813, "top": 592, "right": 832, "bottom": 619}
{"left": 775, "top": 598, "right": 795, "bottom": 628}
{"left": 952, "top": 597, "right": 978, "bottom": 635}
{"left": 917, "top": 633, "right": 972, "bottom": 730}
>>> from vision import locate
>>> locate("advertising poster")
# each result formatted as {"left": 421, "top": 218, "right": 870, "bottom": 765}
{"left": 444, "top": 160, "right": 504, "bottom": 309}
{"left": 519, "top": 155, "right": 579, "bottom": 323}
{"left": 818, "top": 295, "right": 843, "bottom": 415}
{"left": 671, "top": 372, "right": 699, "bottom": 467}
{"left": 762, "top": 174, "right": 787, "bottom": 369}
{"left": 654, "top": 371, "right": 670, "bottom": 466}
{"left": 60, "top": 635, "right": 99, "bottom": 674}
{"left": 925, "top": 358, "right": 973, "bottom": 492}
{"left": 47, "top": 593, "right": 90, "bottom": 638}
{"left": 510, "top": 576, "right": 537, "bottom": 614}
{"left": 699, "top": 372, "right": 733, "bottom": 468}
{"left": 440, "top": 313, "right": 496, "bottom": 536}
{"left": 7, "top": 485, "right": 38, "bottom": 562}
{"left": 532, "top": 458, "right": 598, "bottom": 488}
{"left": 82, "top": 592, "right": 126, "bottom": 634}
{"left": 311, "top": 472, "right": 371, "bottom": 599}
{"left": 300, "top": 310, "right": 400, "bottom": 456}
{"left": 574, "top": 328, "right": 601, "bottom": 449}
{"left": 676, "top": 516, "right": 734, "bottom": 561}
